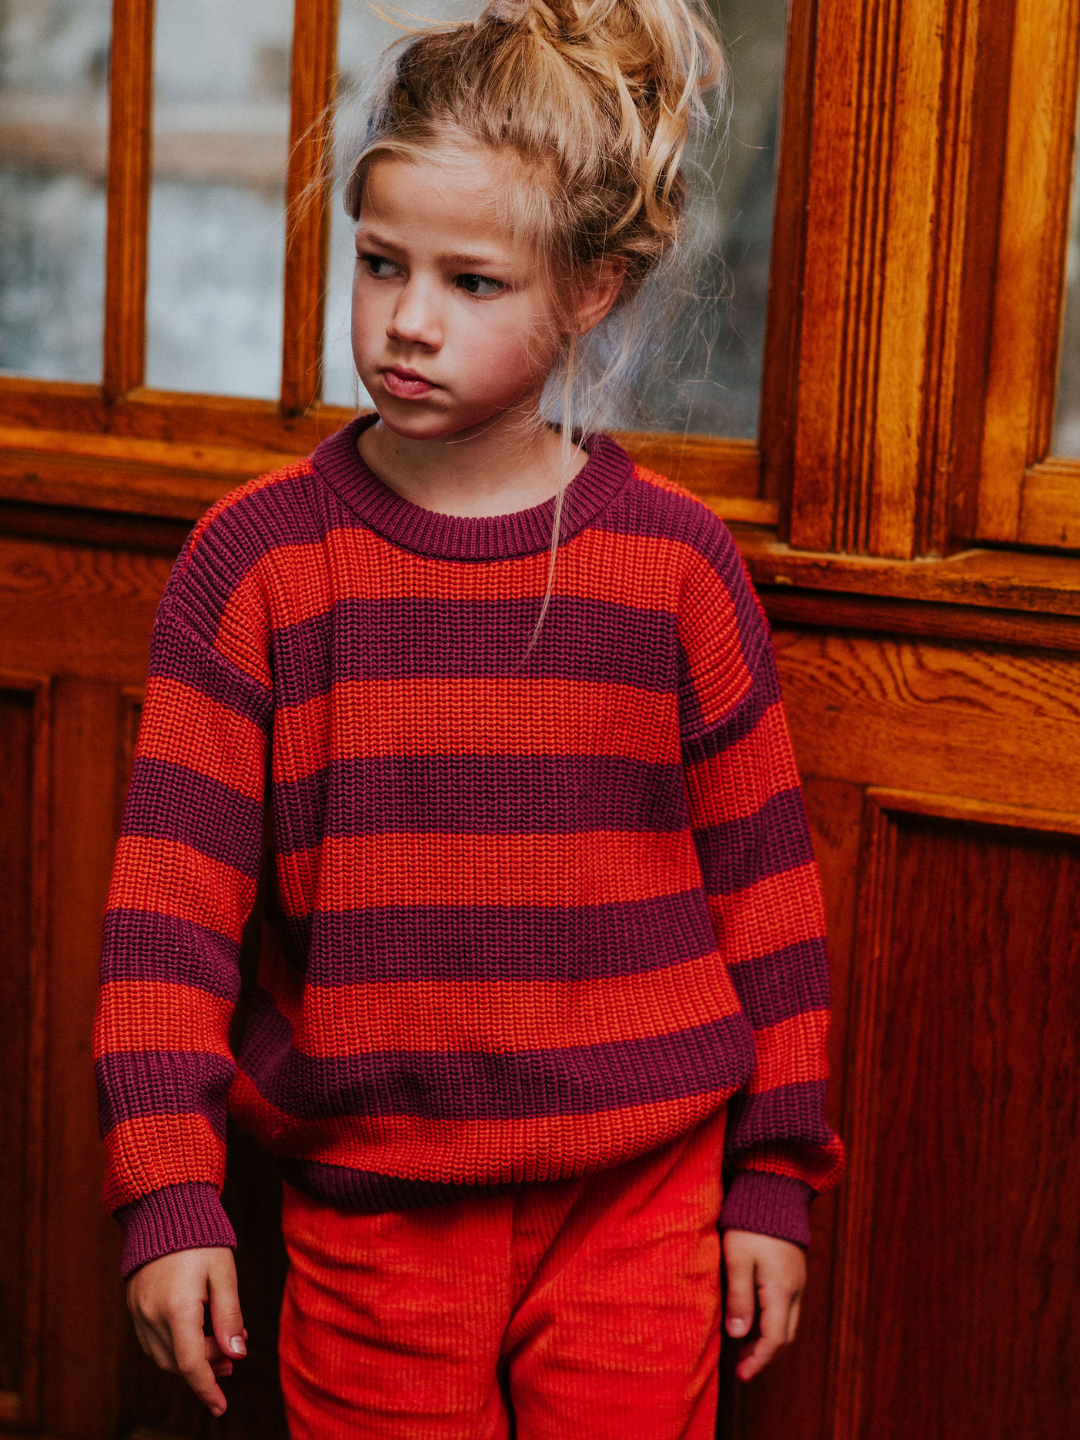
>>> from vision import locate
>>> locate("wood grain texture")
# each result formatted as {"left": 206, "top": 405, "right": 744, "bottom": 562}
{"left": 759, "top": 0, "right": 817, "bottom": 514}
{"left": 830, "top": 796, "right": 1080, "bottom": 1438}
{"left": 977, "top": 0, "right": 1080, "bottom": 542}
{"left": 103, "top": 0, "right": 156, "bottom": 399}
{"left": 280, "top": 0, "right": 339, "bottom": 415}
{"left": 0, "top": 675, "right": 49, "bottom": 1429}
{"left": 733, "top": 522, "right": 1080, "bottom": 616}
{"left": 42, "top": 681, "right": 127, "bottom": 1437}
{"left": 1019, "top": 458, "right": 1080, "bottom": 548}
{"left": 759, "top": 588, "right": 1080, "bottom": 653}
{"left": 789, "top": 0, "right": 1000, "bottom": 559}
{"left": 0, "top": 537, "right": 171, "bottom": 683}
{"left": 772, "top": 629, "right": 1080, "bottom": 813}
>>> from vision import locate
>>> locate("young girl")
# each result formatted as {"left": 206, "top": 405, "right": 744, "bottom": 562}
{"left": 95, "top": 1, "right": 843, "bottom": 1433}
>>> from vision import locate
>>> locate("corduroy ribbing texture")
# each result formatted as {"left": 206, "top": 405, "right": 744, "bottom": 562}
{"left": 94, "top": 418, "right": 843, "bottom": 1277}
{"left": 278, "top": 1107, "right": 729, "bottom": 1439}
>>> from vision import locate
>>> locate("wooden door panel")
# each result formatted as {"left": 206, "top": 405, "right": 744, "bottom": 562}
{"left": 0, "top": 678, "right": 47, "bottom": 1431}
{"left": 832, "top": 798, "right": 1080, "bottom": 1439}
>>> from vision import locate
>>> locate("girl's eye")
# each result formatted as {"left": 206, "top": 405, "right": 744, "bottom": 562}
{"left": 457, "top": 273, "right": 504, "bottom": 297}
{"left": 360, "top": 253, "right": 399, "bottom": 278}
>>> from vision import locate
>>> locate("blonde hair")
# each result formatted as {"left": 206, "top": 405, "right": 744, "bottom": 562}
{"left": 345, "top": 0, "right": 725, "bottom": 639}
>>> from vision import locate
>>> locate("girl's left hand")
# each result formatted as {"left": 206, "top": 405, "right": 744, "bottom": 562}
{"left": 722, "top": 1229, "right": 807, "bottom": 1381}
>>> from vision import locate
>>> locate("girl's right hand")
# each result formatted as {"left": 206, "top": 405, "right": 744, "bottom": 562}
{"left": 125, "top": 1246, "right": 246, "bottom": 1418}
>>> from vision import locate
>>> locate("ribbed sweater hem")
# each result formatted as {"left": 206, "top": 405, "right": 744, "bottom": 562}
{"left": 719, "top": 1171, "right": 813, "bottom": 1248}
{"left": 117, "top": 1182, "right": 237, "bottom": 1279}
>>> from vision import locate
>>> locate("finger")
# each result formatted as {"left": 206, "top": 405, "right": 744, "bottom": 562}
{"left": 736, "top": 1273, "right": 792, "bottom": 1381}
{"left": 207, "top": 1253, "right": 246, "bottom": 1363}
{"left": 723, "top": 1244, "right": 757, "bottom": 1340}
{"left": 205, "top": 1334, "right": 235, "bottom": 1378}
{"left": 173, "top": 1326, "right": 228, "bottom": 1418}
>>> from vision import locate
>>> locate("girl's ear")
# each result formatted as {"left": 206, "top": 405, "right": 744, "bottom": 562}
{"left": 571, "top": 258, "right": 628, "bottom": 336}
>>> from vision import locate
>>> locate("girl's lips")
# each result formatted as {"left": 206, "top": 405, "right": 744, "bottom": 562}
{"left": 382, "top": 368, "right": 437, "bottom": 399}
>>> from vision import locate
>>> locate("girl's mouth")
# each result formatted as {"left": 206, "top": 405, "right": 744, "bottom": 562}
{"left": 382, "top": 367, "right": 437, "bottom": 399}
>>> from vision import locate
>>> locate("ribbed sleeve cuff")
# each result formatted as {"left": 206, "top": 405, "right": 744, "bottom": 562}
{"left": 720, "top": 1170, "right": 814, "bottom": 1248}
{"left": 117, "top": 1182, "right": 237, "bottom": 1279}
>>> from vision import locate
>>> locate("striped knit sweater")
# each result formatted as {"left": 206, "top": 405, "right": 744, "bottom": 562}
{"left": 95, "top": 418, "right": 843, "bottom": 1278}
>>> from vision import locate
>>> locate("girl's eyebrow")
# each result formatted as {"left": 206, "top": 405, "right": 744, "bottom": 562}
{"left": 355, "top": 228, "right": 511, "bottom": 270}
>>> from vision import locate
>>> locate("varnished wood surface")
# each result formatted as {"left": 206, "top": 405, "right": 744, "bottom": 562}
{"left": 103, "top": 0, "right": 155, "bottom": 400}
{"left": 280, "top": 0, "right": 339, "bottom": 415}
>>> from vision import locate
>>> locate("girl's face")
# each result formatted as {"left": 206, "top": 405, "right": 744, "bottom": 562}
{"left": 350, "top": 145, "right": 565, "bottom": 443}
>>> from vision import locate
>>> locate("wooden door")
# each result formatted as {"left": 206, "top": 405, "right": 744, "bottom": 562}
{"left": 2, "top": 1, "right": 1079, "bottom": 1438}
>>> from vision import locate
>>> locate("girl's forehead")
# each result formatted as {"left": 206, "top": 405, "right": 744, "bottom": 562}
{"left": 359, "top": 147, "right": 540, "bottom": 260}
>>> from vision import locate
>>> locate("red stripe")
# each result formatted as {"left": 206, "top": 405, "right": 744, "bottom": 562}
{"left": 746, "top": 1009, "right": 830, "bottom": 1095}
{"left": 270, "top": 948, "right": 742, "bottom": 1057}
{"left": 138, "top": 677, "right": 266, "bottom": 799}
{"left": 737, "top": 1136, "right": 845, "bottom": 1192}
{"left": 707, "top": 863, "right": 826, "bottom": 966}
{"left": 684, "top": 703, "right": 801, "bottom": 826}
{"left": 94, "top": 980, "right": 234, "bottom": 1059}
{"left": 273, "top": 677, "right": 679, "bottom": 782}
{"left": 230, "top": 1071, "right": 729, "bottom": 1179}
{"left": 277, "top": 830, "right": 702, "bottom": 913}
{"left": 102, "top": 1113, "right": 226, "bottom": 1209}
{"left": 217, "top": 524, "right": 707, "bottom": 645}
{"left": 108, "top": 836, "right": 256, "bottom": 942}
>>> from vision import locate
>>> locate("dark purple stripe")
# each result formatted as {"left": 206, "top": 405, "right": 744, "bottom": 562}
{"left": 280, "top": 1158, "right": 508, "bottom": 1213}
{"left": 271, "top": 755, "right": 687, "bottom": 853}
{"left": 270, "top": 595, "right": 679, "bottom": 706}
{"left": 691, "top": 788, "right": 815, "bottom": 896}
{"left": 724, "top": 1079, "right": 833, "bottom": 1157}
{"left": 287, "top": 889, "right": 720, "bottom": 983}
{"left": 100, "top": 909, "right": 241, "bottom": 1000}
{"left": 236, "top": 988, "right": 756, "bottom": 1121}
{"left": 680, "top": 651, "right": 783, "bottom": 760}
{"left": 725, "top": 939, "right": 832, "bottom": 1028}
{"left": 122, "top": 757, "right": 263, "bottom": 873}
{"left": 720, "top": 1171, "right": 813, "bottom": 1247}
{"left": 117, "top": 1182, "right": 236, "bottom": 1279}
{"left": 149, "top": 603, "right": 273, "bottom": 729}
{"left": 96, "top": 1051, "right": 233, "bottom": 1139}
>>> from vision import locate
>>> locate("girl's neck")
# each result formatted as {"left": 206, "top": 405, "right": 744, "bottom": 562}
{"left": 356, "top": 408, "right": 588, "bottom": 519}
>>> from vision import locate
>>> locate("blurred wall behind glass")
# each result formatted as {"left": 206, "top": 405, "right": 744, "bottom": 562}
{"left": 324, "top": 0, "right": 788, "bottom": 437}
{"left": 0, "top": 0, "right": 111, "bottom": 383}
{"left": 145, "top": 0, "right": 292, "bottom": 398}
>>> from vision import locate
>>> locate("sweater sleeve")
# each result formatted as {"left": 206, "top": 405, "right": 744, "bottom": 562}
{"left": 677, "top": 519, "right": 844, "bottom": 1248}
{"left": 93, "top": 590, "right": 271, "bottom": 1277}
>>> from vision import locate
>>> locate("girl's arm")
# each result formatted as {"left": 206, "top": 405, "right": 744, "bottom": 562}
{"left": 93, "top": 585, "right": 271, "bottom": 1281}
{"left": 678, "top": 518, "right": 844, "bottom": 1248}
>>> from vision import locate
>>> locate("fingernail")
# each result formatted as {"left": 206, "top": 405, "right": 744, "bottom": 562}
{"left": 728, "top": 1317, "right": 747, "bottom": 1336}
{"left": 210, "top": 1405, "right": 224, "bottom": 1417}
{"left": 230, "top": 1335, "right": 247, "bottom": 1356}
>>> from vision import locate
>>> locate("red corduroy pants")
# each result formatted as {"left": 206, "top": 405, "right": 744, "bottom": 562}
{"left": 277, "top": 1107, "right": 726, "bottom": 1439}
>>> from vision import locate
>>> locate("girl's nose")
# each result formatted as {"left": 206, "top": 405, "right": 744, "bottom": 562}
{"left": 387, "top": 279, "right": 442, "bottom": 349}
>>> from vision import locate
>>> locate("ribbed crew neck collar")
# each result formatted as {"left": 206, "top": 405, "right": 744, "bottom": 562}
{"left": 309, "top": 415, "right": 634, "bottom": 562}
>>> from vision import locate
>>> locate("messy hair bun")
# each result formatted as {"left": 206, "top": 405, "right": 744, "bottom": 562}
{"left": 345, "top": 0, "right": 725, "bottom": 298}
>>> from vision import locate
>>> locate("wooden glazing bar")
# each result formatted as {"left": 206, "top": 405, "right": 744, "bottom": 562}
{"left": 103, "top": 0, "right": 156, "bottom": 401}
{"left": 281, "top": 0, "right": 340, "bottom": 416}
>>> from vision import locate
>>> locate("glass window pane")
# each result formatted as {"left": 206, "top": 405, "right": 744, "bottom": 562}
{"left": 145, "top": 0, "right": 291, "bottom": 398}
{"left": 323, "top": 0, "right": 787, "bottom": 439}
{"left": 0, "top": 0, "right": 111, "bottom": 383}
{"left": 1052, "top": 105, "right": 1080, "bottom": 456}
